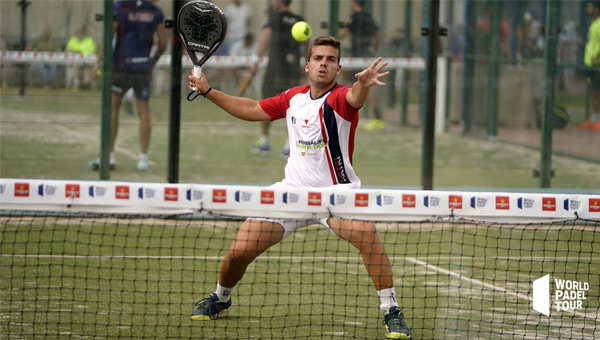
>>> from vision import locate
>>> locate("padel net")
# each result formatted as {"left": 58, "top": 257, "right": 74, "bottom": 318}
{"left": 1, "top": 178, "right": 599, "bottom": 339}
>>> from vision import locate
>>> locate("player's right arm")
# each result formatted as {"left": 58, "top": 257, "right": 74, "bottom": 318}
{"left": 189, "top": 72, "right": 271, "bottom": 122}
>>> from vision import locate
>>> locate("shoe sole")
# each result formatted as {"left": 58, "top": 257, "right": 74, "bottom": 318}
{"left": 386, "top": 332, "right": 409, "bottom": 339}
{"left": 190, "top": 307, "right": 231, "bottom": 321}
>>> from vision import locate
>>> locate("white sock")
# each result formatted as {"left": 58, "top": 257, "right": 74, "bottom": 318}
{"left": 378, "top": 287, "right": 399, "bottom": 312}
{"left": 592, "top": 112, "right": 599, "bottom": 122}
{"left": 216, "top": 282, "right": 234, "bottom": 302}
{"left": 109, "top": 152, "right": 116, "bottom": 164}
{"left": 260, "top": 135, "right": 269, "bottom": 145}
{"left": 138, "top": 153, "right": 148, "bottom": 161}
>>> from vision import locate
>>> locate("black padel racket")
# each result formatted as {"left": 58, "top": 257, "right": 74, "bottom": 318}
{"left": 177, "top": 0, "right": 227, "bottom": 99}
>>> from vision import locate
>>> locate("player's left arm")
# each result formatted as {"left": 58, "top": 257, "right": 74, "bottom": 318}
{"left": 345, "top": 57, "right": 389, "bottom": 109}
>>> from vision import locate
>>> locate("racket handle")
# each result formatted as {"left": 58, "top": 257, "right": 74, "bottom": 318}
{"left": 192, "top": 66, "right": 202, "bottom": 92}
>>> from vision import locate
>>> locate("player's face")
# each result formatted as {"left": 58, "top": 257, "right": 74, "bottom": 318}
{"left": 305, "top": 45, "right": 342, "bottom": 88}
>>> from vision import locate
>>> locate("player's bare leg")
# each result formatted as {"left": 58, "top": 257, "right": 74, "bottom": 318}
{"left": 327, "top": 218, "right": 410, "bottom": 339}
{"left": 135, "top": 98, "right": 152, "bottom": 171}
{"left": 219, "top": 219, "right": 284, "bottom": 287}
{"left": 326, "top": 218, "right": 393, "bottom": 289}
{"left": 191, "top": 219, "right": 284, "bottom": 321}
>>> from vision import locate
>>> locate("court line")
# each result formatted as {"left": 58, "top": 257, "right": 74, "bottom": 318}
{"left": 54, "top": 123, "right": 157, "bottom": 166}
{"left": 405, "top": 257, "right": 598, "bottom": 322}
{"left": 2, "top": 254, "right": 598, "bottom": 322}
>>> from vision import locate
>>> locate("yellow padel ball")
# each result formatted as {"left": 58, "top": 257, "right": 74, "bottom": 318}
{"left": 291, "top": 21, "right": 312, "bottom": 42}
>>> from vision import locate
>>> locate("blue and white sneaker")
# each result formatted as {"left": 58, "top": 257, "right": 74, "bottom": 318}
{"left": 250, "top": 140, "right": 270, "bottom": 156}
{"left": 383, "top": 306, "right": 411, "bottom": 339}
{"left": 191, "top": 293, "right": 232, "bottom": 321}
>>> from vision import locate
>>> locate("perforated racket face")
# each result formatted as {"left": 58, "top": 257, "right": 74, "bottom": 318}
{"left": 177, "top": 1, "right": 227, "bottom": 67}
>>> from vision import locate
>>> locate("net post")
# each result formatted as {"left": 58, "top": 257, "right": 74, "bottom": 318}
{"left": 421, "top": 0, "right": 441, "bottom": 190}
{"left": 168, "top": 0, "right": 185, "bottom": 184}
{"left": 540, "top": 0, "right": 559, "bottom": 188}
{"left": 99, "top": 0, "right": 114, "bottom": 180}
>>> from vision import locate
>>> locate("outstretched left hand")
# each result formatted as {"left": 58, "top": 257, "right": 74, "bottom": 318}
{"left": 354, "top": 57, "right": 390, "bottom": 87}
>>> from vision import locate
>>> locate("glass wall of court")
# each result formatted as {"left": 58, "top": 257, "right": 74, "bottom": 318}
{"left": 0, "top": 0, "right": 598, "bottom": 190}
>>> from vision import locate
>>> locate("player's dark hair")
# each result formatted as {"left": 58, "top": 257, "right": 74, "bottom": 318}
{"left": 283, "top": 0, "right": 292, "bottom": 6}
{"left": 307, "top": 35, "right": 342, "bottom": 61}
{"left": 589, "top": 0, "right": 600, "bottom": 9}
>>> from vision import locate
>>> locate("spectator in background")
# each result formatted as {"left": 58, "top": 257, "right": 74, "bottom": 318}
{"left": 476, "top": 4, "right": 511, "bottom": 59}
{"left": 339, "top": 0, "right": 384, "bottom": 131}
{"left": 249, "top": 0, "right": 306, "bottom": 158}
{"left": 230, "top": 33, "right": 258, "bottom": 94}
{"left": 580, "top": 0, "right": 600, "bottom": 131}
{"left": 516, "top": 11, "right": 544, "bottom": 60}
{"left": 90, "top": 0, "right": 168, "bottom": 171}
{"left": 27, "top": 25, "right": 61, "bottom": 88}
{"left": 65, "top": 25, "right": 97, "bottom": 91}
{"left": 224, "top": 0, "right": 251, "bottom": 54}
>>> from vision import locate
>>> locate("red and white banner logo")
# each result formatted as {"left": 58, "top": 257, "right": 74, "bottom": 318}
{"left": 355, "top": 193, "right": 369, "bottom": 207}
{"left": 260, "top": 190, "right": 275, "bottom": 204}
{"left": 164, "top": 187, "right": 178, "bottom": 201}
{"left": 14, "top": 182, "right": 29, "bottom": 197}
{"left": 308, "top": 192, "right": 322, "bottom": 206}
{"left": 542, "top": 197, "right": 556, "bottom": 211}
{"left": 496, "top": 196, "right": 510, "bottom": 210}
{"left": 65, "top": 184, "right": 80, "bottom": 198}
{"left": 402, "top": 194, "right": 416, "bottom": 208}
{"left": 449, "top": 195, "right": 462, "bottom": 209}
{"left": 213, "top": 189, "right": 227, "bottom": 203}
{"left": 590, "top": 198, "right": 600, "bottom": 213}
{"left": 115, "top": 185, "right": 130, "bottom": 200}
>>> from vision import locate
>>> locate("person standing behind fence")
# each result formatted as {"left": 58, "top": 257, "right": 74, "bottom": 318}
{"left": 339, "top": 0, "right": 384, "bottom": 131}
{"left": 89, "top": 0, "right": 167, "bottom": 172}
{"left": 224, "top": 0, "right": 252, "bottom": 53}
{"left": 65, "top": 25, "right": 97, "bottom": 91}
{"left": 580, "top": 0, "right": 600, "bottom": 131}
{"left": 27, "top": 25, "right": 61, "bottom": 89}
{"left": 249, "top": 0, "right": 306, "bottom": 158}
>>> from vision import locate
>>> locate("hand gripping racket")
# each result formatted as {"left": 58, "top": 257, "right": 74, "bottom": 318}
{"left": 177, "top": 0, "right": 227, "bottom": 100}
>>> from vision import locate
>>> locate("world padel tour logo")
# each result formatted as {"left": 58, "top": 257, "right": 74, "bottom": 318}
{"left": 533, "top": 275, "right": 589, "bottom": 316}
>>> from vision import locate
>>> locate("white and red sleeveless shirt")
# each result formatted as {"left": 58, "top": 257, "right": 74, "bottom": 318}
{"left": 259, "top": 83, "right": 361, "bottom": 188}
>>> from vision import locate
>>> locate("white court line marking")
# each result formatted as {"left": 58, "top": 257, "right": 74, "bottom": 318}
{"left": 54, "top": 124, "right": 156, "bottom": 166}
{"left": 405, "top": 257, "right": 599, "bottom": 322}
{"left": 2, "top": 255, "right": 598, "bottom": 321}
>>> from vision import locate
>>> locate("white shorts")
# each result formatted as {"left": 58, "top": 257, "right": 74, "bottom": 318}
{"left": 250, "top": 216, "right": 333, "bottom": 239}
{"left": 249, "top": 180, "right": 357, "bottom": 239}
